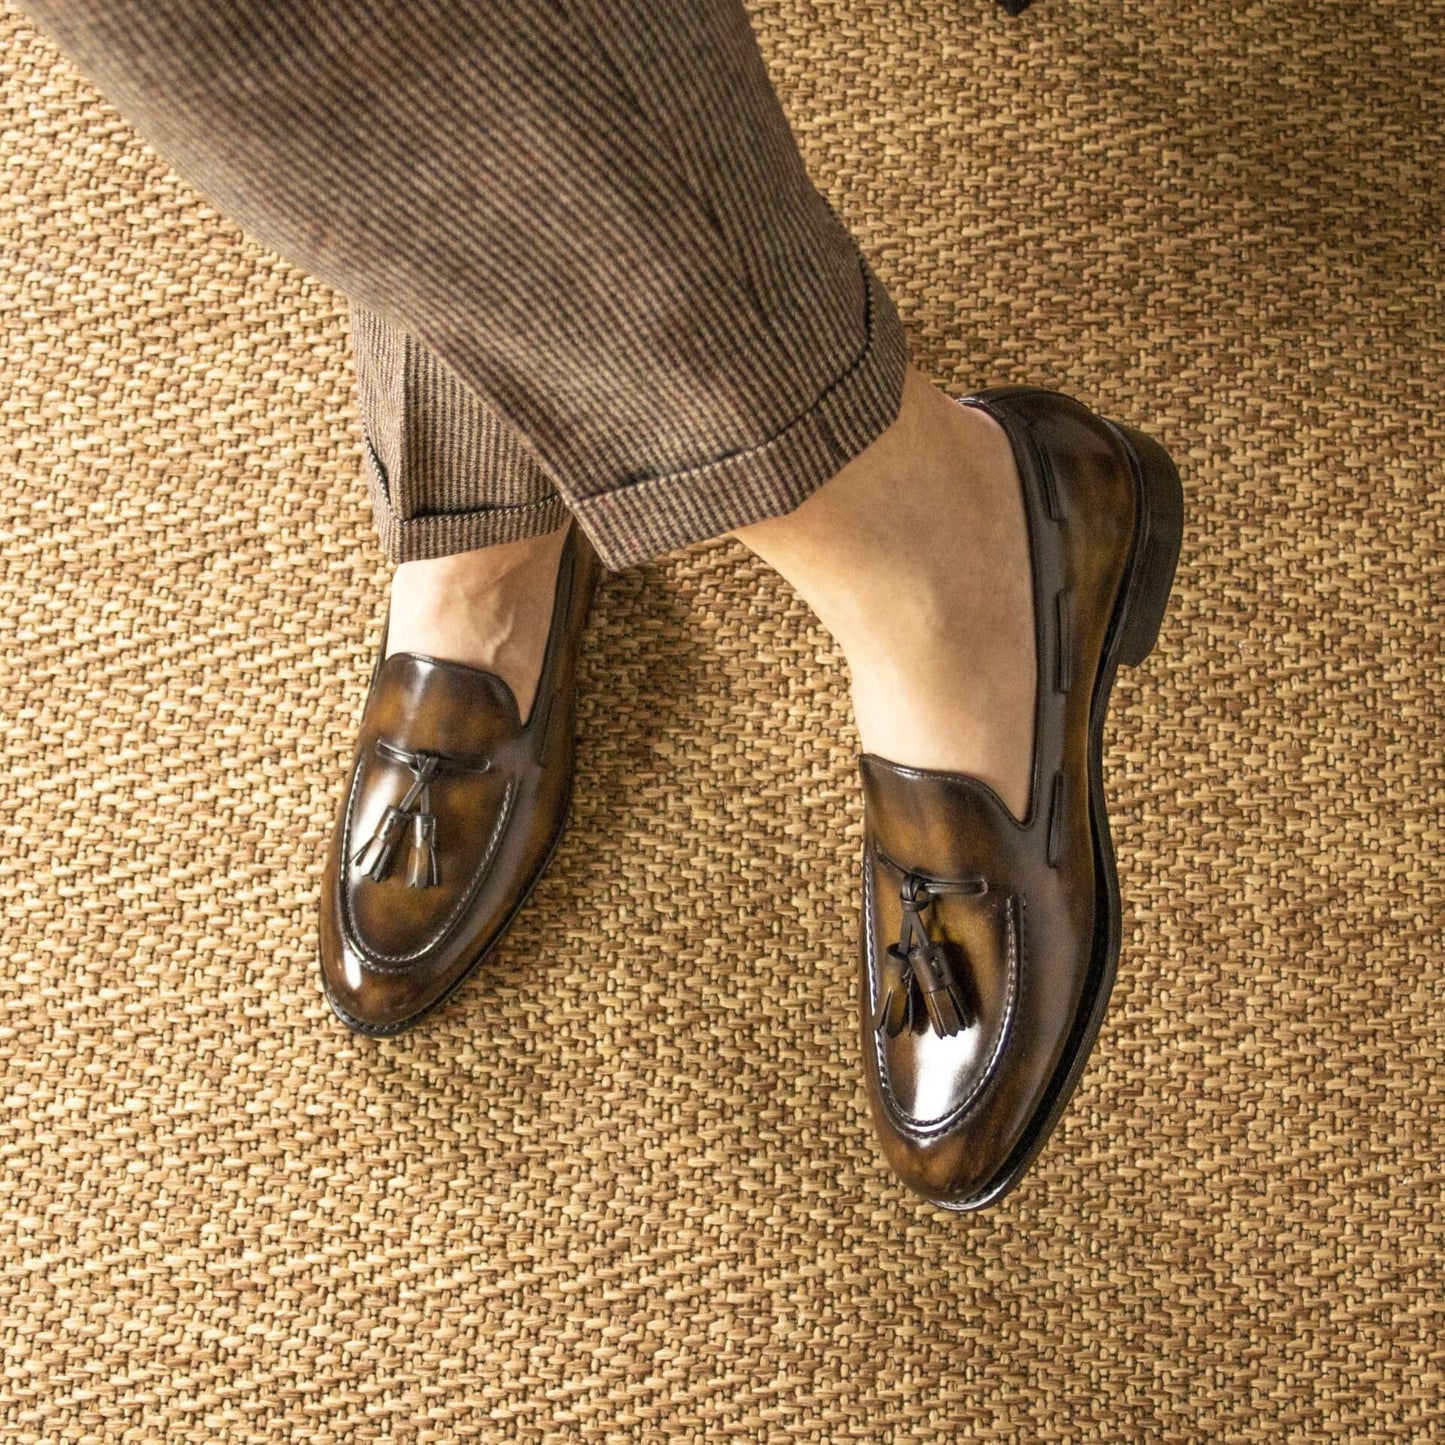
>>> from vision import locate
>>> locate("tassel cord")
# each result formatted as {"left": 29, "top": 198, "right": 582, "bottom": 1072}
{"left": 874, "top": 869, "right": 986, "bottom": 1039}
{"left": 352, "top": 743, "right": 489, "bottom": 888}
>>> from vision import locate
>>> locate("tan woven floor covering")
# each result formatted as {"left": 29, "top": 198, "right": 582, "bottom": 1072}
{"left": 2, "top": 1, "right": 1441, "bottom": 1440}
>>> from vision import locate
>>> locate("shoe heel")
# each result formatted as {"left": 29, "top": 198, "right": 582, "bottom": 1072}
{"left": 1106, "top": 421, "right": 1184, "bottom": 667}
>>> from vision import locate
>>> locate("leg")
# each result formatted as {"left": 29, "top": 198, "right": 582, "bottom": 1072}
{"left": 22, "top": 0, "right": 908, "bottom": 569}
{"left": 349, "top": 223, "right": 1032, "bottom": 806}
{"left": 734, "top": 367, "right": 1036, "bottom": 818}
{"left": 21, "top": 0, "right": 1179, "bottom": 1206}
{"left": 351, "top": 302, "right": 572, "bottom": 720}
{"left": 345, "top": 55, "right": 1032, "bottom": 810}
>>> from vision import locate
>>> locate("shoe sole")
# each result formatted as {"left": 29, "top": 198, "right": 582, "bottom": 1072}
{"left": 938, "top": 415, "right": 1184, "bottom": 1211}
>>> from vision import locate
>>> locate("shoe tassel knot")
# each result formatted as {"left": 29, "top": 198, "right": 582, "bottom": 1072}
{"left": 351, "top": 742, "right": 487, "bottom": 889}
{"left": 874, "top": 871, "right": 984, "bottom": 1038}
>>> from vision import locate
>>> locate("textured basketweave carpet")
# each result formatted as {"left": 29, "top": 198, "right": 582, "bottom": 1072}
{"left": 2, "top": 1, "right": 1441, "bottom": 1441}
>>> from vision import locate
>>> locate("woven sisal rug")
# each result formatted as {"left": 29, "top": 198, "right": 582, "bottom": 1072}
{"left": 1, "top": 1, "right": 1441, "bottom": 1440}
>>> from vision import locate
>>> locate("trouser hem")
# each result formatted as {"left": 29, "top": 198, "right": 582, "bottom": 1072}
{"left": 569, "top": 259, "right": 909, "bottom": 571}
{"left": 366, "top": 440, "right": 573, "bottom": 562}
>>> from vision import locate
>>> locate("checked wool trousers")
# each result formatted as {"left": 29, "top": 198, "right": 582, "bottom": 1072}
{"left": 21, "top": 0, "right": 912, "bottom": 569}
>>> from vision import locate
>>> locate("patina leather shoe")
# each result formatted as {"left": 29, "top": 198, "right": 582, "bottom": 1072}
{"left": 859, "top": 387, "right": 1183, "bottom": 1209}
{"left": 318, "top": 521, "right": 600, "bottom": 1035}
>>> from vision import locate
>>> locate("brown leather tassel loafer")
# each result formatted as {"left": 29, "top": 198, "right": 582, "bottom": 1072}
{"left": 318, "top": 521, "right": 600, "bottom": 1036}
{"left": 859, "top": 387, "right": 1183, "bottom": 1210}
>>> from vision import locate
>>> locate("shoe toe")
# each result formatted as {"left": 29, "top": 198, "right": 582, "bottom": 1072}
{"left": 318, "top": 749, "right": 551, "bottom": 1036}
{"left": 320, "top": 939, "right": 445, "bottom": 1036}
{"left": 317, "top": 656, "right": 527, "bottom": 1035}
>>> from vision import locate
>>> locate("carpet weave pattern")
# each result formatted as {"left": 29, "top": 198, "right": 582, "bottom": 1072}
{"left": 1, "top": 1, "right": 1441, "bottom": 1440}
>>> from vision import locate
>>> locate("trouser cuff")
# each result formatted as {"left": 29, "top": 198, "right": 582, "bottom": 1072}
{"left": 568, "top": 259, "right": 908, "bottom": 570}
{"left": 365, "top": 440, "right": 573, "bottom": 563}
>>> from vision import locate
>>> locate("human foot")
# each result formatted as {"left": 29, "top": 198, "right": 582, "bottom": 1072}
{"left": 385, "top": 524, "right": 570, "bottom": 724}
{"left": 732, "top": 366, "right": 1037, "bottom": 819}
{"left": 320, "top": 523, "right": 603, "bottom": 1036}
{"left": 850, "top": 388, "right": 1183, "bottom": 1209}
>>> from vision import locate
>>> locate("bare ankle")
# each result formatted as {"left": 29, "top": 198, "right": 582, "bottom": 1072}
{"left": 386, "top": 524, "right": 570, "bottom": 721}
{"left": 733, "top": 367, "right": 1016, "bottom": 632}
{"left": 730, "top": 367, "right": 1035, "bottom": 815}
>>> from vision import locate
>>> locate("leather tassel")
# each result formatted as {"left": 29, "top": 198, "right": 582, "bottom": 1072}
{"left": 874, "top": 945, "right": 916, "bottom": 1037}
{"left": 352, "top": 804, "right": 410, "bottom": 881}
{"left": 407, "top": 810, "right": 440, "bottom": 888}
{"left": 911, "top": 944, "right": 973, "bottom": 1037}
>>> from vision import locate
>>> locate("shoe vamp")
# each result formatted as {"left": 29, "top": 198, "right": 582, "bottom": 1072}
{"left": 344, "top": 762, "right": 516, "bottom": 961}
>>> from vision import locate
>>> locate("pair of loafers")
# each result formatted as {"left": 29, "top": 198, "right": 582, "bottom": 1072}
{"left": 317, "top": 386, "right": 1182, "bottom": 1208}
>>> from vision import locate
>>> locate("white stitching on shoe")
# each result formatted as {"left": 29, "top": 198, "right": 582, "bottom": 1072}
{"left": 866, "top": 842, "right": 1021, "bottom": 1137}
{"left": 339, "top": 754, "right": 515, "bottom": 971}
